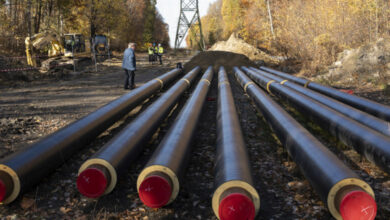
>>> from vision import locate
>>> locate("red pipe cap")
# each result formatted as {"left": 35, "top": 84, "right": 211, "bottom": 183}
{"left": 340, "top": 89, "right": 354, "bottom": 95}
{"left": 139, "top": 175, "right": 172, "bottom": 208}
{"left": 218, "top": 193, "right": 255, "bottom": 220}
{"left": 77, "top": 168, "right": 107, "bottom": 198}
{"left": 0, "top": 179, "right": 6, "bottom": 202}
{"left": 340, "top": 190, "right": 377, "bottom": 220}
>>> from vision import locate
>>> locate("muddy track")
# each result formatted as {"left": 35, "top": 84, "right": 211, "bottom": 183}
{"left": 0, "top": 56, "right": 389, "bottom": 219}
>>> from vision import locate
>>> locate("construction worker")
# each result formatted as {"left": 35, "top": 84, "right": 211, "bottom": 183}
{"left": 122, "top": 42, "right": 136, "bottom": 90}
{"left": 157, "top": 43, "right": 164, "bottom": 65}
{"left": 148, "top": 43, "right": 154, "bottom": 64}
{"left": 153, "top": 43, "right": 158, "bottom": 62}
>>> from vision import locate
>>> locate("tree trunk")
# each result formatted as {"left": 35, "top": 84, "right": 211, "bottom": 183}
{"left": 48, "top": 0, "right": 53, "bottom": 16}
{"left": 90, "top": 0, "right": 97, "bottom": 42}
{"left": 27, "top": 0, "right": 32, "bottom": 37}
{"left": 7, "top": 0, "right": 12, "bottom": 17}
{"left": 266, "top": 0, "right": 275, "bottom": 40}
{"left": 369, "top": 5, "right": 372, "bottom": 42}
{"left": 375, "top": 0, "right": 379, "bottom": 39}
{"left": 13, "top": 0, "right": 18, "bottom": 27}
{"left": 34, "top": 0, "right": 42, "bottom": 34}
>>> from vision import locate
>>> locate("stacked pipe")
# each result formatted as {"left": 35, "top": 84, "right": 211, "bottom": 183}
{"left": 212, "top": 67, "right": 260, "bottom": 220}
{"left": 0, "top": 68, "right": 182, "bottom": 204}
{"left": 241, "top": 67, "right": 390, "bottom": 174}
{"left": 136, "top": 66, "right": 214, "bottom": 208}
{"left": 76, "top": 67, "right": 201, "bottom": 198}
{"left": 259, "top": 66, "right": 390, "bottom": 121}
{"left": 249, "top": 67, "right": 390, "bottom": 137}
{"left": 234, "top": 67, "right": 376, "bottom": 220}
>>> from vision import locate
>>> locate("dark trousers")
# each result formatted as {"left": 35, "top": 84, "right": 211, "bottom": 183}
{"left": 124, "top": 69, "right": 135, "bottom": 89}
{"left": 148, "top": 54, "right": 153, "bottom": 63}
{"left": 158, "top": 55, "right": 162, "bottom": 65}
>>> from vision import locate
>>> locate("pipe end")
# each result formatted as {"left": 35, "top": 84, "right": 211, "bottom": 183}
{"left": 218, "top": 193, "right": 255, "bottom": 220}
{"left": 139, "top": 175, "right": 172, "bottom": 208}
{"left": 0, "top": 179, "right": 6, "bottom": 202}
{"left": 77, "top": 168, "right": 107, "bottom": 198}
{"left": 340, "top": 191, "right": 377, "bottom": 220}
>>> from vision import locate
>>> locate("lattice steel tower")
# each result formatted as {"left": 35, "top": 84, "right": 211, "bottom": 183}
{"left": 174, "top": 0, "right": 205, "bottom": 50}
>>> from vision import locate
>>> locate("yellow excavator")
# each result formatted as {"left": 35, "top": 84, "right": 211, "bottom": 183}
{"left": 25, "top": 32, "right": 89, "bottom": 67}
{"left": 25, "top": 32, "right": 64, "bottom": 67}
{"left": 62, "top": 33, "right": 87, "bottom": 57}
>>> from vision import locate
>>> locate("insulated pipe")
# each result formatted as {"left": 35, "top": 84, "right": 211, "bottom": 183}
{"left": 241, "top": 67, "right": 390, "bottom": 174}
{"left": 136, "top": 66, "right": 214, "bottom": 208}
{"left": 259, "top": 66, "right": 390, "bottom": 121}
{"left": 212, "top": 67, "right": 260, "bottom": 220}
{"left": 77, "top": 67, "right": 201, "bottom": 198}
{"left": 234, "top": 67, "right": 376, "bottom": 220}
{"left": 0, "top": 68, "right": 182, "bottom": 204}
{"left": 249, "top": 67, "right": 390, "bottom": 137}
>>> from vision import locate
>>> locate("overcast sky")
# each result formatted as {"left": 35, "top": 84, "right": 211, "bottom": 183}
{"left": 156, "top": 0, "right": 217, "bottom": 48}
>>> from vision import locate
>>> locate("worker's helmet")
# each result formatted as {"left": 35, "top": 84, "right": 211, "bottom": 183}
{"left": 149, "top": 43, "right": 152, "bottom": 47}
{"left": 158, "top": 44, "right": 161, "bottom": 47}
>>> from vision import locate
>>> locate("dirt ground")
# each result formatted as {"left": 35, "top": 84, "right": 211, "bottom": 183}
{"left": 0, "top": 52, "right": 389, "bottom": 220}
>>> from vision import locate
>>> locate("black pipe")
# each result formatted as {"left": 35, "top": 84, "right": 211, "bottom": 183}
{"left": 259, "top": 66, "right": 390, "bottom": 121}
{"left": 241, "top": 67, "right": 390, "bottom": 174}
{"left": 136, "top": 66, "right": 214, "bottom": 208}
{"left": 0, "top": 68, "right": 182, "bottom": 204}
{"left": 249, "top": 67, "right": 390, "bottom": 137}
{"left": 234, "top": 67, "right": 376, "bottom": 220}
{"left": 76, "top": 67, "right": 201, "bottom": 198}
{"left": 212, "top": 67, "right": 260, "bottom": 220}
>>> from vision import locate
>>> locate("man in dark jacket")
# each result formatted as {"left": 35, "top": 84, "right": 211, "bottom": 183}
{"left": 122, "top": 43, "right": 136, "bottom": 90}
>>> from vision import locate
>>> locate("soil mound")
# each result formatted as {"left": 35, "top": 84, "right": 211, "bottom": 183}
{"left": 315, "top": 38, "right": 390, "bottom": 86}
{"left": 210, "top": 33, "right": 279, "bottom": 65}
{"left": 184, "top": 51, "right": 256, "bottom": 73}
{"left": 0, "top": 56, "right": 41, "bottom": 82}
{"left": 0, "top": 56, "right": 92, "bottom": 84}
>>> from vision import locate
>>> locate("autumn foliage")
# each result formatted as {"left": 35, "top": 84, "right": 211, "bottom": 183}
{"left": 189, "top": 0, "right": 390, "bottom": 74}
{"left": 0, "top": 0, "right": 170, "bottom": 53}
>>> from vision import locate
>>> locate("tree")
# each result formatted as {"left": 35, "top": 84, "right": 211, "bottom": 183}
{"left": 0, "top": 0, "right": 170, "bottom": 53}
{"left": 142, "top": 0, "right": 156, "bottom": 47}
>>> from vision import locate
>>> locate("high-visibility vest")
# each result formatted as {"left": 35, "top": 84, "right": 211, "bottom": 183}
{"left": 154, "top": 46, "right": 158, "bottom": 53}
{"left": 158, "top": 47, "right": 164, "bottom": 54}
{"left": 148, "top": 47, "right": 154, "bottom": 55}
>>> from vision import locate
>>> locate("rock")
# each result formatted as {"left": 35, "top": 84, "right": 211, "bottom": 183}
{"left": 192, "top": 200, "right": 200, "bottom": 207}
{"left": 20, "top": 197, "right": 35, "bottom": 210}
{"left": 287, "top": 181, "right": 308, "bottom": 192}
{"left": 315, "top": 38, "right": 390, "bottom": 86}
{"left": 60, "top": 206, "right": 71, "bottom": 214}
{"left": 383, "top": 180, "right": 390, "bottom": 189}
{"left": 294, "top": 194, "right": 306, "bottom": 204}
{"left": 5, "top": 215, "right": 18, "bottom": 220}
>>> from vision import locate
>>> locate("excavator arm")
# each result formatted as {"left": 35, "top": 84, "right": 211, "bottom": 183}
{"left": 25, "top": 32, "right": 64, "bottom": 67}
